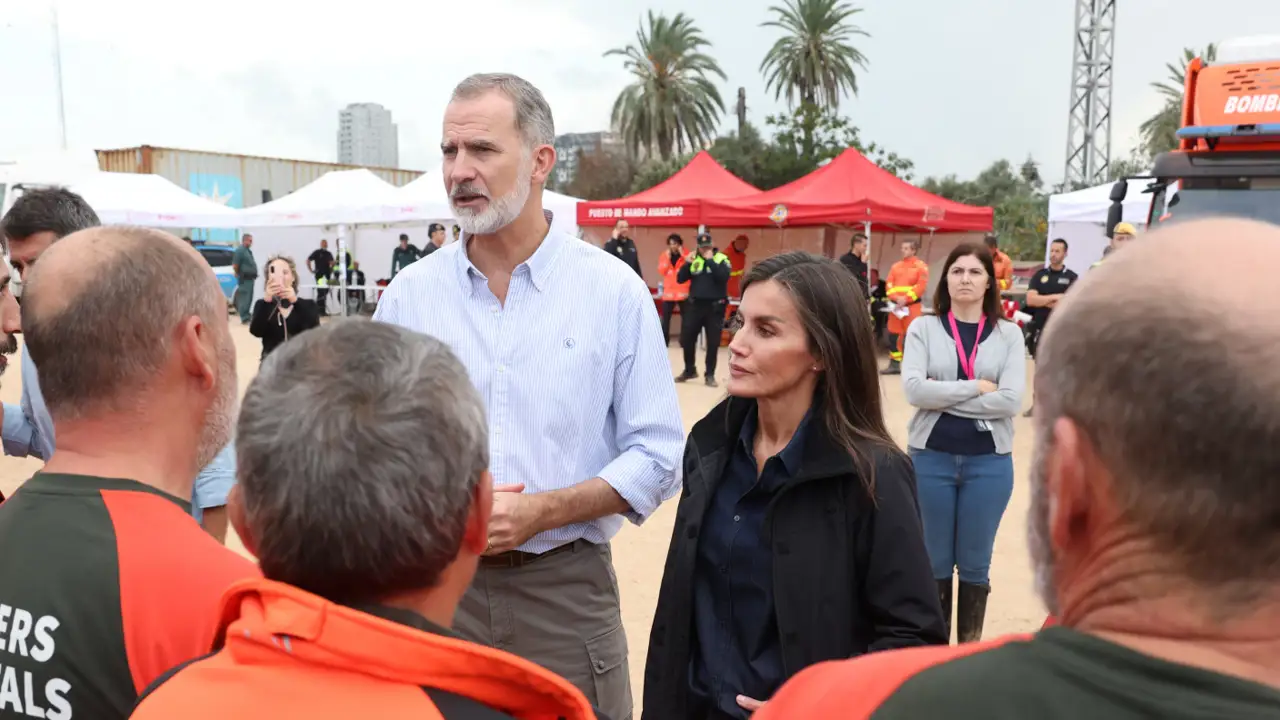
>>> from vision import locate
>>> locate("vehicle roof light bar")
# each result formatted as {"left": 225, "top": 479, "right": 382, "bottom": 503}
{"left": 1176, "top": 123, "right": 1280, "bottom": 139}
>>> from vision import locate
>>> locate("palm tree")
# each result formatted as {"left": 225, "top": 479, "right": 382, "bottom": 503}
{"left": 607, "top": 12, "right": 727, "bottom": 162}
{"left": 1139, "top": 44, "right": 1218, "bottom": 159}
{"left": 759, "top": 0, "right": 870, "bottom": 109}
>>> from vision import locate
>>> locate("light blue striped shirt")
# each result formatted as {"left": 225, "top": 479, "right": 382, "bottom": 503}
{"left": 372, "top": 217, "right": 684, "bottom": 553}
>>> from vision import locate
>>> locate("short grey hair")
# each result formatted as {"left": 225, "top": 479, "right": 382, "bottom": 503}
{"left": 451, "top": 73, "right": 555, "bottom": 148}
{"left": 24, "top": 226, "right": 220, "bottom": 420}
{"left": 236, "top": 319, "right": 489, "bottom": 604}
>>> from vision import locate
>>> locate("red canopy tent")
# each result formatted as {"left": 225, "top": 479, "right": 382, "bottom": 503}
{"left": 576, "top": 151, "right": 759, "bottom": 227}
{"left": 701, "top": 148, "right": 993, "bottom": 232}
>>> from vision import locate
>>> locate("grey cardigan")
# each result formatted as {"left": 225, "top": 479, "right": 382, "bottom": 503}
{"left": 901, "top": 314, "right": 1026, "bottom": 455}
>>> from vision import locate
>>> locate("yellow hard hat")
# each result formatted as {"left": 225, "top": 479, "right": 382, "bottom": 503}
{"left": 1113, "top": 222, "right": 1138, "bottom": 237}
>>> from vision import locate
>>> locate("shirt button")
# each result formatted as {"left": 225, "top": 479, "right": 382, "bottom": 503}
{"left": 497, "top": 365, "right": 505, "bottom": 373}
{"left": 733, "top": 515, "right": 741, "bottom": 522}
{"left": 494, "top": 427, "right": 502, "bottom": 435}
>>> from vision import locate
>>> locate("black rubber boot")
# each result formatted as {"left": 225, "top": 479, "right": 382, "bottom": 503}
{"left": 936, "top": 578, "right": 954, "bottom": 643}
{"left": 956, "top": 582, "right": 991, "bottom": 643}
{"left": 881, "top": 358, "right": 901, "bottom": 375}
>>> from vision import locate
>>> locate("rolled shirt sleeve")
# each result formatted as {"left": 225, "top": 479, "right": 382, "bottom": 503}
{"left": 190, "top": 442, "right": 237, "bottom": 524}
{"left": 2, "top": 401, "right": 45, "bottom": 460}
{"left": 2, "top": 352, "right": 55, "bottom": 461}
{"left": 598, "top": 277, "right": 685, "bottom": 524}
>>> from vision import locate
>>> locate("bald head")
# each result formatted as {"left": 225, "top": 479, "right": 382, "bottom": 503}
{"left": 1032, "top": 218, "right": 1280, "bottom": 609}
{"left": 24, "top": 226, "right": 227, "bottom": 421}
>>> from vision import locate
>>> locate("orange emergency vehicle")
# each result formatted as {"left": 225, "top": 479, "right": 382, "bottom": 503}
{"left": 1109, "top": 36, "right": 1280, "bottom": 232}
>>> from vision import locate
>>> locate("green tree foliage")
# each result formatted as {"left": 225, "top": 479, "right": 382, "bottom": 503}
{"left": 563, "top": 142, "right": 636, "bottom": 201}
{"left": 607, "top": 11, "right": 727, "bottom": 161}
{"left": 629, "top": 154, "right": 691, "bottom": 195}
{"left": 701, "top": 103, "right": 913, "bottom": 191}
{"left": 1139, "top": 44, "right": 1217, "bottom": 160}
{"left": 921, "top": 159, "right": 1048, "bottom": 260}
{"left": 760, "top": 0, "right": 869, "bottom": 109}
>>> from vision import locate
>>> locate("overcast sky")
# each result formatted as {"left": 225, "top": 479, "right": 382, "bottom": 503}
{"left": 2, "top": 0, "right": 1278, "bottom": 185}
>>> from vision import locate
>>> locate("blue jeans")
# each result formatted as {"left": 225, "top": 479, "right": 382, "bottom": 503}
{"left": 909, "top": 448, "right": 1014, "bottom": 585}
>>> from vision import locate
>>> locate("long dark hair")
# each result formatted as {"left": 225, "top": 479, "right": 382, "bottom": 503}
{"left": 933, "top": 243, "right": 1003, "bottom": 324}
{"left": 739, "top": 251, "right": 898, "bottom": 499}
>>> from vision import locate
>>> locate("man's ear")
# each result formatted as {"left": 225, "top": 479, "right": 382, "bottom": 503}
{"left": 227, "top": 485, "right": 258, "bottom": 557}
{"left": 178, "top": 315, "right": 216, "bottom": 392}
{"left": 530, "top": 145, "right": 557, "bottom": 187}
{"left": 462, "top": 470, "right": 494, "bottom": 555}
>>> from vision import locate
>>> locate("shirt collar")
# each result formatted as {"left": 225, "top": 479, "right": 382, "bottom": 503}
{"left": 737, "top": 404, "right": 815, "bottom": 479}
{"left": 454, "top": 209, "right": 562, "bottom": 296}
{"left": 347, "top": 603, "right": 462, "bottom": 640}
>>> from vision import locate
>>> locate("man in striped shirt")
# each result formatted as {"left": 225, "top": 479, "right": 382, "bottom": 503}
{"left": 373, "top": 73, "right": 683, "bottom": 720}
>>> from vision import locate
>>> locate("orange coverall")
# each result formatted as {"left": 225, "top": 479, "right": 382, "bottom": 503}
{"left": 726, "top": 242, "right": 748, "bottom": 298}
{"left": 886, "top": 256, "right": 930, "bottom": 362}
{"left": 992, "top": 249, "right": 1013, "bottom": 292}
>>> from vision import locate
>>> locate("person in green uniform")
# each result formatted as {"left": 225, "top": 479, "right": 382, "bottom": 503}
{"left": 231, "top": 233, "right": 258, "bottom": 323}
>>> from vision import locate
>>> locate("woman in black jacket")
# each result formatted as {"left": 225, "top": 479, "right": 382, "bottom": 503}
{"left": 249, "top": 255, "right": 321, "bottom": 359}
{"left": 643, "top": 252, "right": 947, "bottom": 720}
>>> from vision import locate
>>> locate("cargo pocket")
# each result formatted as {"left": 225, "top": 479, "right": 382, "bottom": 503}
{"left": 586, "top": 623, "right": 632, "bottom": 720}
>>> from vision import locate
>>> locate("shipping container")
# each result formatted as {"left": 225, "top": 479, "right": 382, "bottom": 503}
{"left": 95, "top": 145, "right": 422, "bottom": 210}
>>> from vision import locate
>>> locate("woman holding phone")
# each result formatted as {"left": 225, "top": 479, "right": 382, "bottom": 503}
{"left": 901, "top": 243, "right": 1025, "bottom": 644}
{"left": 250, "top": 255, "right": 321, "bottom": 359}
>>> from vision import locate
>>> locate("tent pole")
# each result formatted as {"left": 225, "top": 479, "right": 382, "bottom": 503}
{"left": 337, "top": 224, "right": 349, "bottom": 317}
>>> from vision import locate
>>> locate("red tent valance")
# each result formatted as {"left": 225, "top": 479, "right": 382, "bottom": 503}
{"left": 576, "top": 151, "right": 759, "bottom": 227}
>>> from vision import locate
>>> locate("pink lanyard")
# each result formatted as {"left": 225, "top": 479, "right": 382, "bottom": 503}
{"left": 947, "top": 311, "right": 985, "bottom": 380}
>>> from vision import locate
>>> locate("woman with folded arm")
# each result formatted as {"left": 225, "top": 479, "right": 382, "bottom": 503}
{"left": 901, "top": 243, "right": 1026, "bottom": 645}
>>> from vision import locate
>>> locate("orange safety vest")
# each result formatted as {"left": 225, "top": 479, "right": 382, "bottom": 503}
{"left": 886, "top": 256, "right": 929, "bottom": 305}
{"left": 992, "top": 249, "right": 1013, "bottom": 292}
{"left": 131, "top": 578, "right": 598, "bottom": 720}
{"left": 658, "top": 250, "right": 690, "bottom": 301}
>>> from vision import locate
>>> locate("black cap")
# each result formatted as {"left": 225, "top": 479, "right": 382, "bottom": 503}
{"left": 697, "top": 233, "right": 713, "bottom": 248}
{"left": 428, "top": 223, "right": 445, "bottom": 234}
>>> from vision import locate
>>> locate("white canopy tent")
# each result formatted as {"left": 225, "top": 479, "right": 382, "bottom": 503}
{"left": 69, "top": 172, "right": 240, "bottom": 227}
{"left": 236, "top": 169, "right": 419, "bottom": 315}
{"left": 1046, "top": 178, "right": 1152, "bottom": 275}
{"left": 235, "top": 168, "right": 414, "bottom": 227}
{"left": 395, "top": 167, "right": 584, "bottom": 237}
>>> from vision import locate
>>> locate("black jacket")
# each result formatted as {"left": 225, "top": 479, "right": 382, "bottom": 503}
{"left": 676, "top": 250, "right": 731, "bottom": 300}
{"left": 642, "top": 397, "right": 947, "bottom": 720}
{"left": 603, "top": 237, "right": 643, "bottom": 278}
{"left": 839, "top": 252, "right": 869, "bottom": 296}
{"left": 249, "top": 298, "right": 321, "bottom": 359}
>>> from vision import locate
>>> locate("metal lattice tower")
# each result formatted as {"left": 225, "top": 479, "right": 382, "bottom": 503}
{"left": 1063, "top": 0, "right": 1116, "bottom": 188}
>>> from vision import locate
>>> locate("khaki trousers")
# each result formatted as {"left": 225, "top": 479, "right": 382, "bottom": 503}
{"left": 454, "top": 540, "right": 633, "bottom": 720}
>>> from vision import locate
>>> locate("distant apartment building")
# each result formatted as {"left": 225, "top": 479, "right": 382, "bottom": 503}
{"left": 552, "top": 131, "right": 621, "bottom": 187}
{"left": 338, "top": 103, "right": 400, "bottom": 168}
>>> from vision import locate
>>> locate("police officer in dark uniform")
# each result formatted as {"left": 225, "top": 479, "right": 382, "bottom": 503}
{"left": 675, "top": 232, "right": 732, "bottom": 387}
{"left": 1024, "top": 237, "right": 1079, "bottom": 416}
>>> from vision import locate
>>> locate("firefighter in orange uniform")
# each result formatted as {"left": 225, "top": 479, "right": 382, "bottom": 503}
{"left": 882, "top": 238, "right": 929, "bottom": 375}
{"left": 726, "top": 234, "right": 749, "bottom": 298}
{"left": 657, "top": 233, "right": 691, "bottom": 345}
{"left": 985, "top": 233, "right": 1013, "bottom": 292}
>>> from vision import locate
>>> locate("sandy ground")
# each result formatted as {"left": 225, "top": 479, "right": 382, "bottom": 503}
{"left": 0, "top": 320, "right": 1045, "bottom": 704}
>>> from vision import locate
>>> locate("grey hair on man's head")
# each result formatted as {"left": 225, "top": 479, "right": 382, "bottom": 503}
{"left": 451, "top": 72, "right": 555, "bottom": 148}
{"left": 235, "top": 320, "right": 489, "bottom": 605}
{"left": 23, "top": 225, "right": 222, "bottom": 421}
{"left": 1032, "top": 218, "right": 1280, "bottom": 610}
